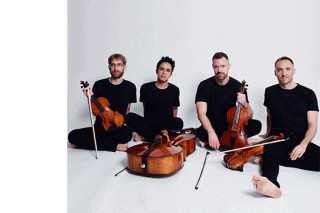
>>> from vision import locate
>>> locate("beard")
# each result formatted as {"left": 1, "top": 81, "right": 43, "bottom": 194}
{"left": 110, "top": 70, "right": 124, "bottom": 79}
{"left": 215, "top": 72, "right": 227, "bottom": 80}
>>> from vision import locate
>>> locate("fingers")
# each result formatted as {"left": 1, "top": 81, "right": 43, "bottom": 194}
{"left": 290, "top": 147, "right": 305, "bottom": 161}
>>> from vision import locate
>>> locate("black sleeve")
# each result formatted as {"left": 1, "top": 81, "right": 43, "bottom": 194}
{"left": 307, "top": 90, "right": 319, "bottom": 111}
{"left": 195, "top": 82, "right": 207, "bottom": 103}
{"left": 129, "top": 83, "right": 137, "bottom": 103}
{"left": 174, "top": 87, "right": 180, "bottom": 107}
{"left": 263, "top": 87, "right": 270, "bottom": 108}
{"left": 139, "top": 84, "right": 146, "bottom": 103}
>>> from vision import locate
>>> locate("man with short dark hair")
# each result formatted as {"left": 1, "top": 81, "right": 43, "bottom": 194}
{"left": 195, "top": 52, "right": 261, "bottom": 149}
{"left": 126, "top": 56, "right": 183, "bottom": 142}
{"left": 252, "top": 56, "right": 320, "bottom": 198}
{"left": 68, "top": 54, "right": 136, "bottom": 152}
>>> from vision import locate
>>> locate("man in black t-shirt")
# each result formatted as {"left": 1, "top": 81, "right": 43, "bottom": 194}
{"left": 252, "top": 56, "right": 320, "bottom": 198}
{"left": 68, "top": 54, "right": 137, "bottom": 152}
{"left": 126, "top": 56, "right": 183, "bottom": 142}
{"left": 195, "top": 52, "right": 261, "bottom": 149}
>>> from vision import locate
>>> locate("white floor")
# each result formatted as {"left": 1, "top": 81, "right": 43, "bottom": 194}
{"left": 68, "top": 137, "right": 320, "bottom": 213}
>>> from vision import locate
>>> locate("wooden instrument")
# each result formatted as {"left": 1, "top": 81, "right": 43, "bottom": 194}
{"left": 195, "top": 134, "right": 289, "bottom": 189}
{"left": 125, "top": 129, "right": 196, "bottom": 176}
{"left": 80, "top": 81, "right": 124, "bottom": 132}
{"left": 220, "top": 80, "right": 249, "bottom": 149}
{"left": 223, "top": 134, "right": 284, "bottom": 171}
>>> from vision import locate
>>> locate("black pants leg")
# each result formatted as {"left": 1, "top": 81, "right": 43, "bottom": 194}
{"left": 125, "top": 113, "right": 184, "bottom": 141}
{"left": 197, "top": 119, "right": 262, "bottom": 143}
{"left": 262, "top": 133, "right": 320, "bottom": 188}
{"left": 68, "top": 125, "right": 132, "bottom": 152}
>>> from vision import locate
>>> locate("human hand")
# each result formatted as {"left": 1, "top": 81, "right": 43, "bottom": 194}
{"left": 237, "top": 93, "right": 247, "bottom": 108}
{"left": 290, "top": 144, "right": 307, "bottom": 161}
{"left": 83, "top": 87, "right": 94, "bottom": 97}
{"left": 208, "top": 131, "right": 220, "bottom": 149}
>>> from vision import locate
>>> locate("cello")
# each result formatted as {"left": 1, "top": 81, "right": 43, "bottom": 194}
{"left": 80, "top": 81, "right": 124, "bottom": 132}
{"left": 123, "top": 128, "right": 196, "bottom": 176}
{"left": 220, "top": 80, "right": 249, "bottom": 149}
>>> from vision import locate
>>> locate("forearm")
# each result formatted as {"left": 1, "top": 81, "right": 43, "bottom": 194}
{"left": 301, "top": 123, "right": 317, "bottom": 146}
{"left": 244, "top": 104, "right": 253, "bottom": 120}
{"left": 198, "top": 113, "right": 214, "bottom": 133}
{"left": 173, "top": 107, "right": 178, "bottom": 118}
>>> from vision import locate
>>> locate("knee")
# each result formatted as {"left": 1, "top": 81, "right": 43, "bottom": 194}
{"left": 174, "top": 117, "right": 184, "bottom": 129}
{"left": 68, "top": 129, "right": 77, "bottom": 144}
{"left": 125, "top": 112, "right": 140, "bottom": 124}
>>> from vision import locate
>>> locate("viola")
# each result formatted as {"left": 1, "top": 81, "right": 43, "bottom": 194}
{"left": 224, "top": 134, "right": 285, "bottom": 171}
{"left": 80, "top": 81, "right": 124, "bottom": 132}
{"left": 126, "top": 129, "right": 196, "bottom": 176}
{"left": 220, "top": 80, "right": 249, "bottom": 149}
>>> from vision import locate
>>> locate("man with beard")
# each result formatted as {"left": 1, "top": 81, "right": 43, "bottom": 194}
{"left": 252, "top": 56, "right": 320, "bottom": 198}
{"left": 195, "top": 52, "right": 261, "bottom": 149}
{"left": 68, "top": 54, "right": 136, "bottom": 152}
{"left": 125, "top": 56, "right": 183, "bottom": 142}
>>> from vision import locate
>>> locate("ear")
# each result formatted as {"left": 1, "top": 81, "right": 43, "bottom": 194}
{"left": 274, "top": 70, "right": 276, "bottom": 76}
{"left": 124, "top": 65, "right": 127, "bottom": 71}
{"left": 293, "top": 68, "right": 296, "bottom": 75}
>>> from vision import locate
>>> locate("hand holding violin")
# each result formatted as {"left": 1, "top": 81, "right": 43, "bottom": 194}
{"left": 237, "top": 92, "right": 248, "bottom": 108}
{"left": 83, "top": 87, "right": 94, "bottom": 98}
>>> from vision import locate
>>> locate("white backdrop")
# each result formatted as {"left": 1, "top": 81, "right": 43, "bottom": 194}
{"left": 68, "top": 0, "right": 320, "bottom": 144}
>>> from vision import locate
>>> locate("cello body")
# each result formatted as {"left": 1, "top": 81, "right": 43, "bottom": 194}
{"left": 126, "top": 129, "right": 196, "bottom": 176}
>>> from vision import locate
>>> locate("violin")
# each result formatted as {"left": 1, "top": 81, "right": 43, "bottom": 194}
{"left": 126, "top": 129, "right": 196, "bottom": 176}
{"left": 220, "top": 80, "right": 249, "bottom": 149}
{"left": 224, "top": 133, "right": 285, "bottom": 171}
{"left": 80, "top": 81, "right": 124, "bottom": 132}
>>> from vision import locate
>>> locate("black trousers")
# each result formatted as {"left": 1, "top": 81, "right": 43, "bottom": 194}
{"left": 68, "top": 125, "right": 132, "bottom": 152}
{"left": 125, "top": 112, "right": 184, "bottom": 141}
{"left": 263, "top": 132, "right": 320, "bottom": 188}
{"left": 197, "top": 119, "right": 262, "bottom": 143}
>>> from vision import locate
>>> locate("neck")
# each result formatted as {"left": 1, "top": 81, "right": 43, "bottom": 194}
{"left": 215, "top": 75, "right": 230, "bottom": 86}
{"left": 109, "top": 77, "right": 123, "bottom": 85}
{"left": 279, "top": 81, "right": 297, "bottom": 90}
{"left": 155, "top": 80, "right": 169, "bottom": 89}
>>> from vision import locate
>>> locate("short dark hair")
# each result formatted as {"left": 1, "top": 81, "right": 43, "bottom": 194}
{"left": 212, "top": 52, "right": 229, "bottom": 61}
{"left": 274, "top": 56, "right": 294, "bottom": 67}
{"left": 156, "top": 56, "right": 175, "bottom": 73}
{"left": 108, "top": 54, "right": 127, "bottom": 65}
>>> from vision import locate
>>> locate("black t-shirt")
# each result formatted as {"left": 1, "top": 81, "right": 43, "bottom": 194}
{"left": 195, "top": 76, "right": 249, "bottom": 125}
{"left": 92, "top": 78, "right": 136, "bottom": 130}
{"left": 140, "top": 82, "right": 180, "bottom": 120}
{"left": 264, "top": 84, "right": 318, "bottom": 134}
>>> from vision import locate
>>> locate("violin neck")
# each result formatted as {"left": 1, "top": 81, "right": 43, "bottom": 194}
{"left": 90, "top": 96, "right": 105, "bottom": 113}
{"left": 233, "top": 86, "right": 246, "bottom": 125}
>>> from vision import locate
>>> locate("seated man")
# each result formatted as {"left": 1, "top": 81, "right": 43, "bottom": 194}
{"left": 68, "top": 54, "right": 137, "bottom": 152}
{"left": 195, "top": 52, "right": 261, "bottom": 149}
{"left": 252, "top": 56, "right": 320, "bottom": 198}
{"left": 126, "top": 56, "right": 183, "bottom": 142}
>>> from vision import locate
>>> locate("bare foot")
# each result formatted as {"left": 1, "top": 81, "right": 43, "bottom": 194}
{"left": 70, "top": 144, "right": 78, "bottom": 148}
{"left": 254, "top": 155, "right": 263, "bottom": 164}
{"left": 199, "top": 140, "right": 208, "bottom": 148}
{"left": 252, "top": 175, "right": 282, "bottom": 198}
{"left": 134, "top": 134, "right": 145, "bottom": 142}
{"left": 116, "top": 144, "right": 129, "bottom": 152}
